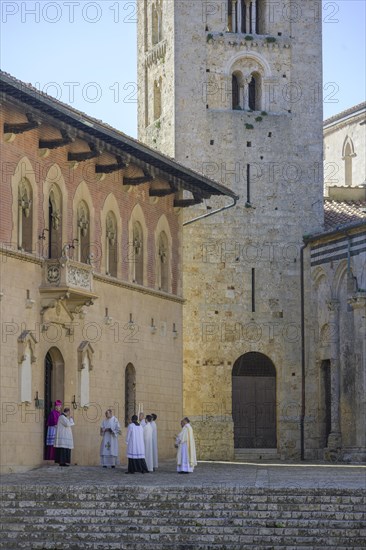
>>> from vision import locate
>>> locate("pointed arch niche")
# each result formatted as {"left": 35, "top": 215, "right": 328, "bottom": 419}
{"left": 11, "top": 157, "right": 38, "bottom": 253}
{"left": 78, "top": 341, "right": 94, "bottom": 407}
{"left": 342, "top": 136, "right": 356, "bottom": 186}
{"left": 100, "top": 193, "right": 122, "bottom": 278}
{"left": 42, "top": 164, "right": 68, "bottom": 259}
{"left": 154, "top": 214, "right": 172, "bottom": 293}
{"left": 128, "top": 204, "right": 148, "bottom": 285}
{"left": 18, "top": 330, "right": 37, "bottom": 403}
{"left": 73, "top": 181, "right": 95, "bottom": 265}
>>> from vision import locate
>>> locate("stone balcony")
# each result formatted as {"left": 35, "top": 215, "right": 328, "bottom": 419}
{"left": 39, "top": 258, "right": 98, "bottom": 317}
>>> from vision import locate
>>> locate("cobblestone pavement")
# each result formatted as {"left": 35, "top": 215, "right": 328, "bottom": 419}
{"left": 1, "top": 460, "right": 365, "bottom": 490}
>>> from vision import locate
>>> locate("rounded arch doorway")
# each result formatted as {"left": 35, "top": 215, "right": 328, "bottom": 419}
{"left": 44, "top": 348, "right": 65, "bottom": 459}
{"left": 125, "top": 363, "right": 136, "bottom": 427}
{"left": 232, "top": 352, "right": 277, "bottom": 448}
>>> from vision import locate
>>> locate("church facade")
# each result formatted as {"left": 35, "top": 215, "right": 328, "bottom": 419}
{"left": 0, "top": 71, "right": 235, "bottom": 473}
{"left": 138, "top": 1, "right": 366, "bottom": 461}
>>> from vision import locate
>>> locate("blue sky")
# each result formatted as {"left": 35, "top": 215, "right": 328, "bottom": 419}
{"left": 1, "top": 1, "right": 365, "bottom": 137}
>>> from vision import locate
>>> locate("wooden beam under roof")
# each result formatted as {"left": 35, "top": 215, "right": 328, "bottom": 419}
{"left": 95, "top": 155, "right": 127, "bottom": 174}
{"left": 68, "top": 142, "right": 103, "bottom": 162}
{"left": 39, "top": 129, "right": 75, "bottom": 150}
{"left": 4, "top": 112, "right": 40, "bottom": 134}
{"left": 123, "top": 170, "right": 153, "bottom": 186}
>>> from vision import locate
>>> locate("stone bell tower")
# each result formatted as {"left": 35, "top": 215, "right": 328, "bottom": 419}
{"left": 138, "top": 0, "right": 324, "bottom": 460}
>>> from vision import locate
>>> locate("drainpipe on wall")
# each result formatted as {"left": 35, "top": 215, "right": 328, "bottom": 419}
{"left": 183, "top": 196, "right": 238, "bottom": 226}
{"left": 300, "top": 240, "right": 310, "bottom": 461}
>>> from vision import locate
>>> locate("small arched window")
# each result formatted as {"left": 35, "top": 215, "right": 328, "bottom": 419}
{"left": 106, "top": 211, "right": 118, "bottom": 277}
{"left": 77, "top": 201, "right": 90, "bottom": 263}
{"left": 133, "top": 222, "right": 144, "bottom": 285}
{"left": 152, "top": 2, "right": 162, "bottom": 46}
{"left": 18, "top": 178, "right": 33, "bottom": 252}
{"left": 232, "top": 74, "right": 240, "bottom": 109}
{"left": 158, "top": 231, "right": 169, "bottom": 292}
{"left": 248, "top": 73, "right": 261, "bottom": 111}
{"left": 154, "top": 78, "right": 162, "bottom": 121}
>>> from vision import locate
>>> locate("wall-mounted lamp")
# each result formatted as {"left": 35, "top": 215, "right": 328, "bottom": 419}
{"left": 104, "top": 307, "right": 113, "bottom": 325}
{"left": 34, "top": 391, "right": 40, "bottom": 408}
{"left": 71, "top": 395, "right": 78, "bottom": 410}
{"left": 26, "top": 289, "right": 35, "bottom": 309}
{"left": 150, "top": 318, "right": 157, "bottom": 334}
{"left": 172, "top": 323, "right": 178, "bottom": 339}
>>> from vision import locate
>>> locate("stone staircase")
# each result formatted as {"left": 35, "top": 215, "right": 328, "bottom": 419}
{"left": 234, "top": 449, "right": 280, "bottom": 462}
{"left": 1, "top": 485, "right": 365, "bottom": 549}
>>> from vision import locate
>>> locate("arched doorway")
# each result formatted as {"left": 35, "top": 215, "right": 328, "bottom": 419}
{"left": 125, "top": 363, "right": 136, "bottom": 427}
{"left": 232, "top": 352, "right": 277, "bottom": 448}
{"left": 44, "top": 348, "right": 65, "bottom": 458}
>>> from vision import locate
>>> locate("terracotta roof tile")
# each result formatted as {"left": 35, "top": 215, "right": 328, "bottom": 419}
{"left": 324, "top": 199, "right": 366, "bottom": 230}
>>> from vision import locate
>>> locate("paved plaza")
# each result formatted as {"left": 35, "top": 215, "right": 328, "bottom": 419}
{"left": 1, "top": 460, "right": 365, "bottom": 490}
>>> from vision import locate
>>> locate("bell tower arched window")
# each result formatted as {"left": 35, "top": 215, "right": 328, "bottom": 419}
{"left": 248, "top": 73, "right": 261, "bottom": 111}
{"left": 232, "top": 74, "right": 240, "bottom": 109}
{"left": 18, "top": 178, "right": 33, "bottom": 252}
{"left": 228, "top": 1, "right": 262, "bottom": 34}
{"left": 77, "top": 201, "right": 90, "bottom": 264}
{"left": 248, "top": 76, "right": 256, "bottom": 110}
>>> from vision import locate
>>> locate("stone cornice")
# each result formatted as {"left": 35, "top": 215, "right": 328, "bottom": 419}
{"left": 0, "top": 246, "right": 185, "bottom": 304}
{"left": 93, "top": 273, "right": 185, "bottom": 304}
{"left": 0, "top": 246, "right": 43, "bottom": 265}
{"left": 207, "top": 32, "right": 291, "bottom": 51}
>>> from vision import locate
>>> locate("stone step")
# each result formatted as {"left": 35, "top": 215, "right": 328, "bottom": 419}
{"left": 1, "top": 486, "right": 365, "bottom": 549}
{"left": 234, "top": 448, "right": 280, "bottom": 461}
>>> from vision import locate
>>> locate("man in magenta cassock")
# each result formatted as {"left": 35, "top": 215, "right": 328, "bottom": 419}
{"left": 45, "top": 400, "right": 62, "bottom": 460}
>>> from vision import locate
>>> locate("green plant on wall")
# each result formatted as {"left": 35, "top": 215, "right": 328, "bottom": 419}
{"left": 255, "top": 116, "right": 263, "bottom": 122}
{"left": 245, "top": 123, "right": 254, "bottom": 130}
{"left": 207, "top": 33, "right": 214, "bottom": 43}
{"left": 245, "top": 35, "right": 253, "bottom": 41}
{"left": 265, "top": 37, "right": 276, "bottom": 43}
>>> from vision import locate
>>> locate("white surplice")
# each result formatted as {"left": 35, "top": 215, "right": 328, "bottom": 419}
{"left": 54, "top": 414, "right": 74, "bottom": 449}
{"left": 126, "top": 423, "right": 145, "bottom": 458}
{"left": 151, "top": 420, "right": 158, "bottom": 469}
{"left": 143, "top": 422, "right": 154, "bottom": 472}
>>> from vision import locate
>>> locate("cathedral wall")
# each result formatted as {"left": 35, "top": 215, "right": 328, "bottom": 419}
{"left": 138, "top": 0, "right": 324, "bottom": 460}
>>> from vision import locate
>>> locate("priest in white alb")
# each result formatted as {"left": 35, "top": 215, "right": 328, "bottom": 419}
{"left": 100, "top": 409, "right": 121, "bottom": 468}
{"left": 151, "top": 413, "right": 158, "bottom": 470}
{"left": 176, "top": 417, "right": 197, "bottom": 473}
{"left": 143, "top": 415, "right": 154, "bottom": 472}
